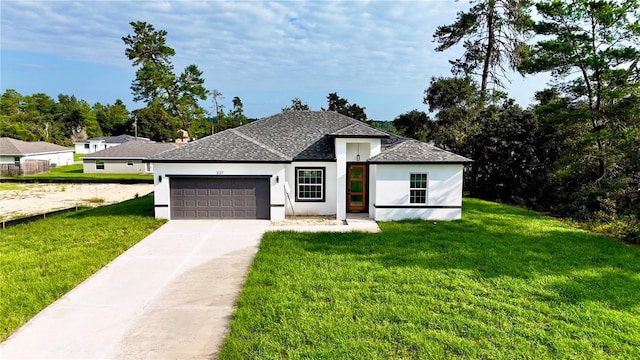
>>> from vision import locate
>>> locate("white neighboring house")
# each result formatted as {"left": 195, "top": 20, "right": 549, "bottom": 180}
{"left": 147, "top": 111, "right": 472, "bottom": 222}
{"left": 0, "top": 137, "right": 74, "bottom": 173}
{"left": 74, "top": 135, "right": 151, "bottom": 154}
{"left": 83, "top": 141, "right": 178, "bottom": 174}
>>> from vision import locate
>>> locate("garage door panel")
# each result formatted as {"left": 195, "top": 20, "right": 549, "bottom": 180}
{"left": 170, "top": 177, "right": 269, "bottom": 219}
{"left": 196, "top": 189, "right": 208, "bottom": 196}
{"left": 196, "top": 199, "right": 208, "bottom": 207}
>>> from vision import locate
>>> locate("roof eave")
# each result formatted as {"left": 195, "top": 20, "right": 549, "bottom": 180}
{"left": 144, "top": 159, "right": 292, "bottom": 164}
{"left": 368, "top": 160, "right": 473, "bottom": 165}
{"left": 327, "top": 134, "right": 390, "bottom": 139}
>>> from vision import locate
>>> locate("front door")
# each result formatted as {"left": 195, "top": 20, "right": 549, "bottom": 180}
{"left": 347, "top": 164, "right": 367, "bottom": 212}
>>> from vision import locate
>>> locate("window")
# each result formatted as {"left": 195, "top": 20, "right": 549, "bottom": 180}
{"left": 296, "top": 167, "right": 325, "bottom": 201}
{"left": 410, "top": 173, "right": 427, "bottom": 204}
{"left": 146, "top": 162, "right": 152, "bottom": 172}
{"left": 14, "top": 157, "right": 20, "bottom": 166}
{"left": 127, "top": 160, "right": 134, "bottom": 166}
{"left": 84, "top": 144, "right": 90, "bottom": 149}
{"left": 96, "top": 160, "right": 104, "bottom": 170}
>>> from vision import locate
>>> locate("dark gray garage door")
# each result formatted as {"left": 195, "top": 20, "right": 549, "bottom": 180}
{"left": 170, "top": 177, "right": 270, "bottom": 219}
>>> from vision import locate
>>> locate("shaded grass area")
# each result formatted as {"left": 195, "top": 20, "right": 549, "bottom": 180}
{"left": 220, "top": 198, "right": 640, "bottom": 359}
{"left": 0, "top": 194, "right": 166, "bottom": 341}
{"left": 0, "top": 164, "right": 153, "bottom": 182}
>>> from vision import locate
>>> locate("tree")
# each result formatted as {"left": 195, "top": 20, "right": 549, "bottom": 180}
{"left": 282, "top": 97, "right": 310, "bottom": 112}
{"left": 392, "top": 110, "right": 432, "bottom": 141}
{"left": 55, "top": 94, "right": 101, "bottom": 142}
{"left": 22, "top": 93, "right": 59, "bottom": 142}
{"left": 132, "top": 105, "right": 178, "bottom": 141}
{"left": 0, "top": 89, "right": 22, "bottom": 116}
{"left": 94, "top": 100, "right": 130, "bottom": 136}
{"left": 228, "top": 96, "right": 248, "bottom": 126}
{"left": 123, "top": 21, "right": 208, "bottom": 136}
{"left": 433, "top": 0, "right": 531, "bottom": 96}
{"left": 519, "top": 0, "right": 640, "bottom": 223}
{"left": 323, "top": 92, "right": 367, "bottom": 122}
{"left": 468, "top": 99, "right": 540, "bottom": 202}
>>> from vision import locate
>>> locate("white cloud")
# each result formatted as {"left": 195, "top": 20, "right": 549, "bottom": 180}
{"left": 2, "top": 0, "right": 547, "bottom": 118}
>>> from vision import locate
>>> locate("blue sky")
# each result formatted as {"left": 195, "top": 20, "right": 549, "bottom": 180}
{"left": 1, "top": 0, "right": 549, "bottom": 120}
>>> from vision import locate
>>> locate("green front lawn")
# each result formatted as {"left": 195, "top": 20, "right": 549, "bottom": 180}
{"left": 1, "top": 164, "right": 153, "bottom": 182}
{"left": 220, "top": 198, "right": 640, "bottom": 359}
{"left": 0, "top": 195, "right": 166, "bottom": 341}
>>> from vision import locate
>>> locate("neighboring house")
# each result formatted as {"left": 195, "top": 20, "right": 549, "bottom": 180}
{"left": 83, "top": 141, "right": 178, "bottom": 174}
{"left": 0, "top": 137, "right": 74, "bottom": 175}
{"left": 74, "top": 135, "right": 151, "bottom": 154}
{"left": 148, "top": 111, "right": 472, "bottom": 221}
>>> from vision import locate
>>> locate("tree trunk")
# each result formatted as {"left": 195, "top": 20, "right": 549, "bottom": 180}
{"left": 480, "top": 0, "right": 496, "bottom": 97}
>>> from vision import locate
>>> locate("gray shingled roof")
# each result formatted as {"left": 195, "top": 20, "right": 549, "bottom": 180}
{"left": 149, "top": 111, "right": 471, "bottom": 164}
{"left": 75, "top": 135, "right": 151, "bottom": 144}
{"left": 328, "top": 122, "right": 389, "bottom": 138}
{"left": 83, "top": 141, "right": 178, "bottom": 159}
{"left": 370, "top": 138, "right": 472, "bottom": 163}
{"left": 0, "top": 137, "right": 73, "bottom": 156}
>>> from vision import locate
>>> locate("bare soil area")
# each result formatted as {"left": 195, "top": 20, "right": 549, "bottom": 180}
{"left": 0, "top": 183, "right": 154, "bottom": 220}
{"left": 271, "top": 215, "right": 345, "bottom": 226}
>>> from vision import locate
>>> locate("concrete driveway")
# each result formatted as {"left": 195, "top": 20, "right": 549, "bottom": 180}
{"left": 0, "top": 220, "right": 270, "bottom": 360}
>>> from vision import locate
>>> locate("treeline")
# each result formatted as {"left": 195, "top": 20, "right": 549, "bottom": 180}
{"left": 0, "top": 89, "right": 258, "bottom": 145}
{"left": 0, "top": 90, "right": 129, "bottom": 145}
{"left": 393, "top": 0, "right": 639, "bottom": 242}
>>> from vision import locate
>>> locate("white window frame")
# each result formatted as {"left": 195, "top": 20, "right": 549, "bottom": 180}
{"left": 127, "top": 160, "right": 134, "bottom": 166}
{"left": 95, "top": 160, "right": 105, "bottom": 170}
{"left": 409, "top": 173, "right": 428, "bottom": 204}
{"left": 295, "top": 167, "right": 325, "bottom": 202}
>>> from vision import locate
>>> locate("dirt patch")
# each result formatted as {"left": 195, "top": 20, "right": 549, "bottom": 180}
{"left": 271, "top": 215, "right": 345, "bottom": 226}
{"left": 0, "top": 183, "right": 154, "bottom": 220}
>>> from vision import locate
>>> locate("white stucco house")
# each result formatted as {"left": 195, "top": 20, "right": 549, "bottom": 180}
{"left": 0, "top": 137, "right": 74, "bottom": 174}
{"left": 74, "top": 135, "right": 151, "bottom": 154}
{"left": 83, "top": 141, "right": 178, "bottom": 174}
{"left": 147, "top": 111, "right": 472, "bottom": 221}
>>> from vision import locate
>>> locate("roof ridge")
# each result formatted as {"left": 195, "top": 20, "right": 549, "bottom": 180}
{"left": 229, "top": 128, "right": 290, "bottom": 160}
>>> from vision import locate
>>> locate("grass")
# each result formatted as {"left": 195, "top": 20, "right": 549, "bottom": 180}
{"left": 73, "top": 153, "right": 84, "bottom": 162}
{"left": 220, "top": 198, "right": 640, "bottom": 359}
{"left": 0, "top": 183, "right": 26, "bottom": 191}
{"left": 0, "top": 194, "right": 166, "bottom": 341}
{"left": 0, "top": 164, "right": 153, "bottom": 182}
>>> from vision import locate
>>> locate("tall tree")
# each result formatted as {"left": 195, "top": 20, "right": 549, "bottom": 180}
{"left": 282, "top": 97, "right": 310, "bottom": 112}
{"left": 519, "top": 0, "right": 640, "bottom": 218}
{"left": 323, "top": 92, "right": 367, "bottom": 122}
{"left": 123, "top": 21, "right": 208, "bottom": 137}
{"left": 433, "top": 0, "right": 531, "bottom": 96}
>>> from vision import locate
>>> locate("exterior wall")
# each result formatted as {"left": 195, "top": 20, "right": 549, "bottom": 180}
{"left": 74, "top": 143, "right": 90, "bottom": 154}
{"left": 75, "top": 141, "right": 118, "bottom": 154}
{"left": 152, "top": 162, "right": 287, "bottom": 221}
{"left": 20, "top": 151, "right": 74, "bottom": 166}
{"left": 284, "top": 162, "right": 337, "bottom": 216}
{"left": 83, "top": 159, "right": 148, "bottom": 174}
{"left": 335, "top": 138, "right": 381, "bottom": 220}
{"left": 371, "top": 164, "right": 464, "bottom": 221}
